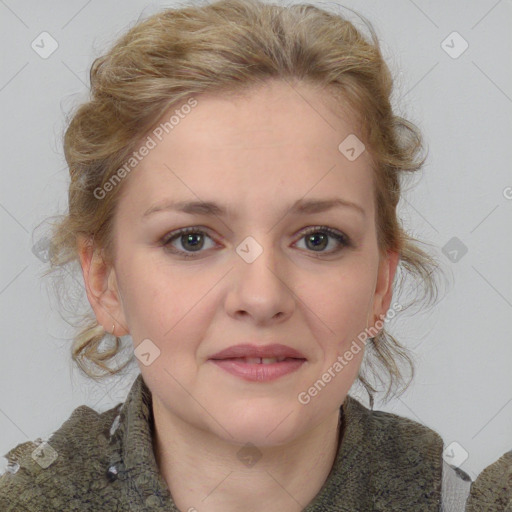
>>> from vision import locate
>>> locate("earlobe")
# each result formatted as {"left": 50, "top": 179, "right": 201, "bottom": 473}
{"left": 77, "top": 236, "right": 129, "bottom": 336}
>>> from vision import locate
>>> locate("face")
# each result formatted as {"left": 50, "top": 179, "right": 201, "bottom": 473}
{"left": 82, "top": 79, "right": 398, "bottom": 447}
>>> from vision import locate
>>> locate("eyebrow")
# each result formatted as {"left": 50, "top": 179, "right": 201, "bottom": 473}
{"left": 142, "top": 197, "right": 366, "bottom": 220}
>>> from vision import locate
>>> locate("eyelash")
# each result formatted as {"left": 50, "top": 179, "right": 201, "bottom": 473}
{"left": 160, "top": 225, "right": 352, "bottom": 259}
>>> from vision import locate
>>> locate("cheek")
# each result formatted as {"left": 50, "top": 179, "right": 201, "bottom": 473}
{"left": 116, "top": 254, "right": 218, "bottom": 345}
{"left": 114, "top": 254, "right": 174, "bottom": 337}
{"left": 301, "top": 264, "right": 375, "bottom": 342}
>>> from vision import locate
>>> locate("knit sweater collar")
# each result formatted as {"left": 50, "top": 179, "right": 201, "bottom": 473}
{"left": 108, "top": 373, "right": 443, "bottom": 511}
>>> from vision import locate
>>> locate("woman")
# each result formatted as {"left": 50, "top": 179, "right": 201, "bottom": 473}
{"left": 0, "top": 0, "right": 509, "bottom": 510}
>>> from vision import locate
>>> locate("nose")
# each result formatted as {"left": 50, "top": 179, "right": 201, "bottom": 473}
{"left": 224, "top": 237, "right": 295, "bottom": 326}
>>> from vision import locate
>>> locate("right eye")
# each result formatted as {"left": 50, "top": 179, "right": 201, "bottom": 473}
{"left": 160, "top": 227, "right": 218, "bottom": 258}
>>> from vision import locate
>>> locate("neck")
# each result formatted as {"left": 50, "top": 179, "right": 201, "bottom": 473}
{"left": 151, "top": 398, "right": 343, "bottom": 512}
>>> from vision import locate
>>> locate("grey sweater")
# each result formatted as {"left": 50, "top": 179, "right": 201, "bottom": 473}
{"left": 0, "top": 373, "right": 509, "bottom": 511}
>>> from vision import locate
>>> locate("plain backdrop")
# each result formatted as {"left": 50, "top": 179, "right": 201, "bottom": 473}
{"left": 0, "top": 0, "right": 511, "bottom": 481}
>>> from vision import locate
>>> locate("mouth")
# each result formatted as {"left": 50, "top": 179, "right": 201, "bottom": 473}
{"left": 208, "top": 344, "right": 307, "bottom": 382}
{"left": 215, "top": 356, "right": 302, "bottom": 364}
{"left": 209, "top": 343, "right": 306, "bottom": 361}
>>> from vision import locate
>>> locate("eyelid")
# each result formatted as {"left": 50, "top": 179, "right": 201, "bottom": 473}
{"left": 297, "top": 225, "right": 350, "bottom": 244}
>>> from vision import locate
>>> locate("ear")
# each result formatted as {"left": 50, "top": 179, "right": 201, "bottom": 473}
{"left": 77, "top": 235, "right": 129, "bottom": 336}
{"left": 369, "top": 249, "right": 400, "bottom": 332}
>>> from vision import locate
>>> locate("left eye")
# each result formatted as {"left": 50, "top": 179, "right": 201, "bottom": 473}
{"left": 295, "top": 226, "right": 350, "bottom": 255}
{"left": 160, "top": 225, "right": 351, "bottom": 258}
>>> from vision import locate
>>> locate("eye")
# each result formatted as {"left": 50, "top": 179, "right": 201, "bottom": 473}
{"left": 160, "top": 227, "right": 217, "bottom": 258}
{"left": 160, "top": 225, "right": 352, "bottom": 259}
{"left": 294, "top": 226, "right": 351, "bottom": 256}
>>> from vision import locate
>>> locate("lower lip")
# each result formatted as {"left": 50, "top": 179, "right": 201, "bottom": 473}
{"left": 210, "top": 358, "right": 306, "bottom": 382}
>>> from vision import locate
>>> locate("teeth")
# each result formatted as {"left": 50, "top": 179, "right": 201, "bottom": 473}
{"left": 245, "top": 357, "right": 262, "bottom": 364}
{"left": 242, "top": 357, "right": 287, "bottom": 364}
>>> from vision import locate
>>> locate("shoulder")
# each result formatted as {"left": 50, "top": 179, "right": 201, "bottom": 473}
{"left": 344, "top": 395, "right": 444, "bottom": 459}
{"left": 0, "top": 403, "right": 121, "bottom": 512}
{"left": 342, "top": 395, "right": 446, "bottom": 509}
{"left": 465, "top": 449, "right": 512, "bottom": 511}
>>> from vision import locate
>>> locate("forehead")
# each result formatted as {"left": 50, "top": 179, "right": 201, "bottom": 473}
{"left": 168, "top": 80, "right": 360, "bottom": 152}
{"left": 117, "top": 80, "right": 373, "bottom": 218}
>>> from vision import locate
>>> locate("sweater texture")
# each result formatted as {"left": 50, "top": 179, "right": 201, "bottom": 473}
{"left": 0, "top": 373, "right": 508, "bottom": 511}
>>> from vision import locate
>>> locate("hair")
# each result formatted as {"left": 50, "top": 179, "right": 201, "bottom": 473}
{"left": 39, "top": 0, "right": 448, "bottom": 408}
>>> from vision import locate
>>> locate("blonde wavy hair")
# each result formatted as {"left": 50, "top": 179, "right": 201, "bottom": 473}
{"left": 38, "top": 0, "right": 447, "bottom": 407}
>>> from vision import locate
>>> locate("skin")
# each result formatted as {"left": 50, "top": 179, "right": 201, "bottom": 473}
{"left": 79, "top": 79, "right": 399, "bottom": 512}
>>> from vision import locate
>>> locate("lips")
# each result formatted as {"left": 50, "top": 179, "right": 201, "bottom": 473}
{"left": 209, "top": 343, "right": 306, "bottom": 361}
{"left": 209, "top": 344, "right": 307, "bottom": 382}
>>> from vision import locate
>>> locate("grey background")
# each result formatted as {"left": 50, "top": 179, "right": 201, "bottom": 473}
{"left": 0, "top": 0, "right": 511, "bottom": 480}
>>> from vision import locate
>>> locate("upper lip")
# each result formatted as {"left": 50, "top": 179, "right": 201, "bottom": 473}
{"left": 209, "top": 344, "right": 306, "bottom": 360}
